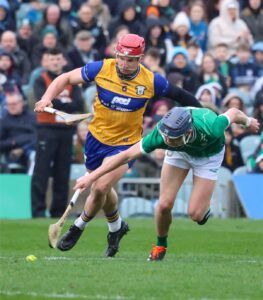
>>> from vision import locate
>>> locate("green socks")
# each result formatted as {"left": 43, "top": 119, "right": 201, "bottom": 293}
{"left": 157, "top": 236, "right": 168, "bottom": 248}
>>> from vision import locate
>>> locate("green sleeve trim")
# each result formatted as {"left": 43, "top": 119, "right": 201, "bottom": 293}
{"left": 139, "top": 139, "right": 147, "bottom": 154}
{"left": 212, "top": 114, "right": 230, "bottom": 137}
{"left": 219, "top": 114, "right": 231, "bottom": 127}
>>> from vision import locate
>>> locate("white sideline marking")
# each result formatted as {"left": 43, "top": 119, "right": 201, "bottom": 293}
{"left": 44, "top": 256, "right": 73, "bottom": 260}
{"left": 0, "top": 256, "right": 127, "bottom": 261}
{"left": 0, "top": 256, "right": 262, "bottom": 265}
{"left": 235, "top": 260, "right": 258, "bottom": 264}
{"left": 0, "top": 291, "right": 136, "bottom": 300}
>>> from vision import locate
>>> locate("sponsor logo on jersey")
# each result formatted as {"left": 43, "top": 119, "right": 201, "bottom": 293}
{"left": 136, "top": 85, "right": 146, "bottom": 95}
{"left": 112, "top": 96, "right": 131, "bottom": 105}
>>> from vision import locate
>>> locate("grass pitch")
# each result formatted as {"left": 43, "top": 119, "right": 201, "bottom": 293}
{"left": 0, "top": 218, "right": 262, "bottom": 300}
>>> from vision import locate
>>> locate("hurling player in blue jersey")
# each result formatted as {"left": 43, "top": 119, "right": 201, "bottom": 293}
{"left": 35, "top": 33, "right": 202, "bottom": 257}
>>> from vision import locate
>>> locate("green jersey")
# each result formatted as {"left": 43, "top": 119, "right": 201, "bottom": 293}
{"left": 141, "top": 108, "right": 230, "bottom": 157}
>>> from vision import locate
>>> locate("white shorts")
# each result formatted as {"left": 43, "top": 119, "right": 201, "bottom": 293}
{"left": 164, "top": 148, "right": 225, "bottom": 180}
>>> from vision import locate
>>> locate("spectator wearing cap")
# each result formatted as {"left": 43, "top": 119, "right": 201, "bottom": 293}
{"left": 208, "top": 0, "right": 253, "bottom": 57}
{"left": 33, "top": 3, "right": 73, "bottom": 49}
{"left": 165, "top": 46, "right": 200, "bottom": 94}
{"left": 73, "top": 3, "right": 107, "bottom": 59}
{"left": 241, "top": 0, "right": 263, "bottom": 42}
{"left": 229, "top": 43, "right": 260, "bottom": 92}
{"left": 108, "top": 0, "right": 145, "bottom": 40}
{"left": 169, "top": 11, "right": 194, "bottom": 50}
{"left": 66, "top": 30, "right": 99, "bottom": 70}
{"left": 252, "top": 41, "right": 263, "bottom": 76}
{"left": 188, "top": 1, "right": 208, "bottom": 52}
{"left": 0, "top": 30, "right": 31, "bottom": 85}
{"left": 145, "top": 0, "right": 176, "bottom": 27}
{"left": 31, "top": 25, "right": 59, "bottom": 69}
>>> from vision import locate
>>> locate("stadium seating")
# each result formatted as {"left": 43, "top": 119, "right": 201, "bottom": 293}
{"left": 233, "top": 166, "right": 248, "bottom": 175}
{"left": 120, "top": 197, "right": 154, "bottom": 218}
{"left": 239, "top": 135, "right": 261, "bottom": 162}
{"left": 118, "top": 167, "right": 233, "bottom": 218}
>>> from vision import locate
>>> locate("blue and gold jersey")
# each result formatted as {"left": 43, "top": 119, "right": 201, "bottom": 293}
{"left": 81, "top": 59, "right": 169, "bottom": 146}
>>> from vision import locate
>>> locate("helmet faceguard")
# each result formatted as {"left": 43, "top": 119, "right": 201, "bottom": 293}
{"left": 115, "top": 34, "right": 145, "bottom": 57}
{"left": 159, "top": 107, "right": 193, "bottom": 145}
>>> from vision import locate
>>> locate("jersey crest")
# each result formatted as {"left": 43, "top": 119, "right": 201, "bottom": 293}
{"left": 136, "top": 85, "right": 146, "bottom": 95}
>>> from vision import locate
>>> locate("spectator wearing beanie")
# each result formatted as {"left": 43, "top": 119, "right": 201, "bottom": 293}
{"left": 165, "top": 46, "right": 200, "bottom": 94}
{"left": 170, "top": 11, "right": 194, "bottom": 50}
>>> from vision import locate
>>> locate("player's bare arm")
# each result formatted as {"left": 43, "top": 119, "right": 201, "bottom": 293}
{"left": 74, "top": 143, "right": 142, "bottom": 191}
{"left": 34, "top": 68, "right": 84, "bottom": 112}
{"left": 223, "top": 108, "right": 260, "bottom": 133}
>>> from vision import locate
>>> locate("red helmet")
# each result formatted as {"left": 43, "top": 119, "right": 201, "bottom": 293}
{"left": 116, "top": 34, "right": 145, "bottom": 57}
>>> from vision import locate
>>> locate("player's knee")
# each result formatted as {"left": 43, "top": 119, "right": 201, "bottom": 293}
{"left": 188, "top": 208, "right": 204, "bottom": 222}
{"left": 158, "top": 200, "right": 174, "bottom": 213}
{"left": 92, "top": 182, "right": 111, "bottom": 196}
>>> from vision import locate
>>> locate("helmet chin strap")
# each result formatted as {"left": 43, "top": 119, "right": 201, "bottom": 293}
{"left": 183, "top": 133, "right": 191, "bottom": 145}
{"left": 116, "top": 64, "right": 139, "bottom": 81}
{"left": 182, "top": 131, "right": 192, "bottom": 145}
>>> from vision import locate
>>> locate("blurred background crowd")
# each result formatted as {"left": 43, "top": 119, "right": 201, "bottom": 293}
{"left": 0, "top": 0, "right": 262, "bottom": 179}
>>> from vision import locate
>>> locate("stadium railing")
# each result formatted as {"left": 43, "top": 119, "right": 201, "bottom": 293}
{"left": 118, "top": 167, "right": 235, "bottom": 219}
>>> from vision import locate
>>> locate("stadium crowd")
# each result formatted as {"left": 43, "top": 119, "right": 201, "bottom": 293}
{"left": 0, "top": 0, "right": 262, "bottom": 187}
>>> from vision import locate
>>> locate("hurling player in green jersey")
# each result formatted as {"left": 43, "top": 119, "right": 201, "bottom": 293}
{"left": 74, "top": 107, "right": 259, "bottom": 261}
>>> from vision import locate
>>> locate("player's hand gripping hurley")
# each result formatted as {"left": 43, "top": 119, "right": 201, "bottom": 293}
{"left": 48, "top": 189, "right": 81, "bottom": 248}
{"left": 43, "top": 107, "right": 93, "bottom": 125}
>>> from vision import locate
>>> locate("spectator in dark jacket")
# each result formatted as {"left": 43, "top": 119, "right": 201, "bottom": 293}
{"left": 241, "top": 0, "right": 263, "bottom": 42}
{"left": 16, "top": 19, "right": 37, "bottom": 58}
{"left": 0, "top": 49, "right": 24, "bottom": 117}
{"left": 165, "top": 46, "right": 200, "bottom": 94}
{"left": 73, "top": 3, "right": 107, "bottom": 59}
{"left": 0, "top": 91, "right": 36, "bottom": 172}
{"left": 33, "top": 3, "right": 73, "bottom": 49}
{"left": 230, "top": 43, "right": 260, "bottom": 92}
{"left": 0, "top": 0, "right": 16, "bottom": 35}
{"left": 144, "top": 17, "right": 170, "bottom": 67}
{"left": 66, "top": 30, "right": 99, "bottom": 70}
{"left": 108, "top": 0, "right": 145, "bottom": 40}
{"left": 222, "top": 127, "right": 244, "bottom": 172}
{"left": 31, "top": 25, "right": 59, "bottom": 69}
{"left": 0, "top": 30, "right": 31, "bottom": 85}
{"left": 31, "top": 47, "right": 84, "bottom": 218}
